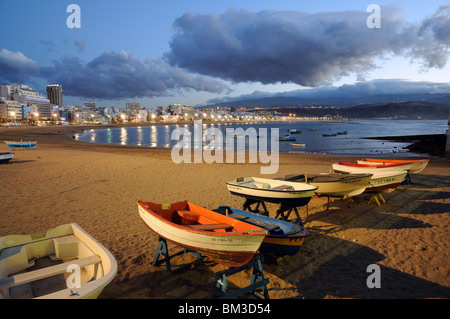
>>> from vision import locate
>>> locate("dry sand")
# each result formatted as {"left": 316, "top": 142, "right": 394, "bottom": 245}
{"left": 0, "top": 124, "right": 449, "bottom": 299}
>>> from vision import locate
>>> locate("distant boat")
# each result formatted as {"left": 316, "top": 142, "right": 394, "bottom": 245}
{"left": 4, "top": 141, "right": 37, "bottom": 150}
{"left": 0, "top": 223, "right": 118, "bottom": 299}
{"left": 290, "top": 143, "right": 305, "bottom": 148}
{"left": 336, "top": 131, "right": 348, "bottom": 135}
{"left": 226, "top": 177, "right": 317, "bottom": 206}
{"left": 288, "top": 129, "right": 301, "bottom": 134}
{"left": 283, "top": 173, "right": 373, "bottom": 198}
{"left": 309, "top": 128, "right": 318, "bottom": 131}
{"left": 332, "top": 162, "right": 412, "bottom": 174}
{"left": 215, "top": 206, "right": 309, "bottom": 256}
{"left": 137, "top": 201, "right": 268, "bottom": 268}
{"left": 322, "top": 133, "right": 337, "bottom": 137}
{"left": 279, "top": 135, "right": 296, "bottom": 141}
{"left": 0, "top": 152, "right": 14, "bottom": 164}
{"left": 358, "top": 158, "right": 429, "bottom": 174}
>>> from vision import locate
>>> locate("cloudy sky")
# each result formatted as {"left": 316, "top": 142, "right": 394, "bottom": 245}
{"left": 0, "top": 0, "right": 449, "bottom": 108}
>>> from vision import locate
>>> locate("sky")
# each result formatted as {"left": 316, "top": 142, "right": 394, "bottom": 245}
{"left": 0, "top": 0, "right": 449, "bottom": 109}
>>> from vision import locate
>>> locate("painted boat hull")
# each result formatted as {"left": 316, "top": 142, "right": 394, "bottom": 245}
{"left": 4, "top": 141, "right": 37, "bottom": 150}
{"left": 215, "top": 206, "right": 309, "bottom": 256}
{"left": 366, "top": 170, "right": 408, "bottom": 192}
{"left": 290, "top": 143, "right": 305, "bottom": 148}
{"left": 332, "top": 161, "right": 412, "bottom": 174}
{"left": 137, "top": 201, "right": 268, "bottom": 268}
{"left": 227, "top": 177, "right": 317, "bottom": 206}
{"left": 0, "top": 152, "right": 14, "bottom": 164}
{"left": 284, "top": 173, "right": 373, "bottom": 198}
{"left": 359, "top": 158, "right": 429, "bottom": 173}
{"left": 0, "top": 223, "right": 117, "bottom": 299}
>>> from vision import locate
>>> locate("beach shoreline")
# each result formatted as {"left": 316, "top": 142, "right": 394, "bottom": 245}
{"left": 0, "top": 124, "right": 449, "bottom": 299}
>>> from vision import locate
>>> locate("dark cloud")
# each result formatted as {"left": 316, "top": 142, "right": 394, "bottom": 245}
{"left": 0, "top": 49, "right": 38, "bottom": 83}
{"left": 39, "top": 51, "right": 230, "bottom": 99}
{"left": 165, "top": 6, "right": 450, "bottom": 86}
{"left": 207, "top": 79, "right": 450, "bottom": 104}
{"left": 74, "top": 40, "right": 85, "bottom": 53}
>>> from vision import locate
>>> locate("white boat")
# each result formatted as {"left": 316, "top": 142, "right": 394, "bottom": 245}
{"left": 283, "top": 173, "right": 373, "bottom": 198}
{"left": 0, "top": 152, "right": 14, "bottom": 164}
{"left": 332, "top": 161, "right": 412, "bottom": 174}
{"left": 279, "top": 135, "right": 296, "bottom": 141}
{"left": 0, "top": 223, "right": 117, "bottom": 299}
{"left": 227, "top": 177, "right": 317, "bottom": 206}
{"left": 357, "top": 158, "right": 429, "bottom": 174}
{"left": 366, "top": 170, "right": 408, "bottom": 192}
{"left": 290, "top": 143, "right": 305, "bottom": 148}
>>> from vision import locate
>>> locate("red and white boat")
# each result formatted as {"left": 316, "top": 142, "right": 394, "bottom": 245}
{"left": 357, "top": 158, "right": 429, "bottom": 174}
{"left": 332, "top": 161, "right": 412, "bottom": 174}
{"left": 366, "top": 170, "right": 408, "bottom": 192}
{"left": 137, "top": 201, "right": 268, "bottom": 268}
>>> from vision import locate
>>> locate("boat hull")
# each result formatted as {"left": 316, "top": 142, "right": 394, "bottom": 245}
{"left": 137, "top": 201, "right": 267, "bottom": 267}
{"left": 215, "top": 206, "right": 309, "bottom": 256}
{"left": 359, "top": 158, "right": 429, "bottom": 173}
{"left": 0, "top": 152, "right": 14, "bottom": 164}
{"left": 4, "top": 141, "right": 37, "bottom": 150}
{"left": 366, "top": 171, "right": 408, "bottom": 192}
{"left": 332, "top": 162, "right": 412, "bottom": 174}
{"left": 227, "top": 177, "right": 317, "bottom": 206}
{"left": 284, "top": 173, "right": 372, "bottom": 198}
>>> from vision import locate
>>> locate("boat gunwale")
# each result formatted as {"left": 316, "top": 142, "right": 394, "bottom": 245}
{"left": 137, "top": 201, "right": 268, "bottom": 237}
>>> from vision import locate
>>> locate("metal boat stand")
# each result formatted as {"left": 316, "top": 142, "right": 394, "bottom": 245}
{"left": 214, "top": 254, "right": 270, "bottom": 299}
{"left": 275, "top": 204, "right": 307, "bottom": 226}
{"left": 368, "top": 193, "right": 386, "bottom": 206}
{"left": 242, "top": 198, "right": 270, "bottom": 216}
{"left": 324, "top": 195, "right": 355, "bottom": 219}
{"left": 152, "top": 237, "right": 203, "bottom": 272}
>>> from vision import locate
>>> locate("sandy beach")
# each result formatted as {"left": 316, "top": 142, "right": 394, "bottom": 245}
{"left": 0, "top": 124, "right": 449, "bottom": 299}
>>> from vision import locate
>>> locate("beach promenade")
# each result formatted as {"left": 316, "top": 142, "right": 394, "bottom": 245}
{"left": 0, "top": 124, "right": 449, "bottom": 299}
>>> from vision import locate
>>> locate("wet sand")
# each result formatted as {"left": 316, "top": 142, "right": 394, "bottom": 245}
{"left": 0, "top": 124, "right": 449, "bottom": 299}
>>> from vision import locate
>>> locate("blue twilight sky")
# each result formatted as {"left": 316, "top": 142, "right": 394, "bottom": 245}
{"left": 0, "top": 0, "right": 449, "bottom": 108}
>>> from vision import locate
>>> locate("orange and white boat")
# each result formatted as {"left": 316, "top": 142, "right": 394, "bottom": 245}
{"left": 357, "top": 158, "right": 429, "bottom": 174}
{"left": 137, "top": 201, "right": 268, "bottom": 268}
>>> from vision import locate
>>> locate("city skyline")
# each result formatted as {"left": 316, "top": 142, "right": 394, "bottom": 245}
{"left": 0, "top": 0, "right": 449, "bottom": 108}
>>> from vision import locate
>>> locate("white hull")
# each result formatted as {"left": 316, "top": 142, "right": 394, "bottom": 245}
{"left": 308, "top": 174, "right": 372, "bottom": 197}
{"left": 0, "top": 224, "right": 117, "bottom": 299}
{"left": 357, "top": 159, "right": 429, "bottom": 173}
{"left": 137, "top": 204, "right": 266, "bottom": 267}
{"left": 332, "top": 162, "right": 412, "bottom": 174}
{"left": 227, "top": 177, "right": 317, "bottom": 205}
{"left": 367, "top": 170, "right": 408, "bottom": 192}
{"left": 0, "top": 152, "right": 14, "bottom": 163}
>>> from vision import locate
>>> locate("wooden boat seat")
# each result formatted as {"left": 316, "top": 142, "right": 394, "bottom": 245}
{"left": 186, "top": 223, "right": 233, "bottom": 231}
{"left": 0, "top": 254, "right": 102, "bottom": 290}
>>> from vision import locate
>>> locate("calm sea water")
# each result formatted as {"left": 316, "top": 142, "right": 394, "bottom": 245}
{"left": 74, "top": 119, "right": 447, "bottom": 156}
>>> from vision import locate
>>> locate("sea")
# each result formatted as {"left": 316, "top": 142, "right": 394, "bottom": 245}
{"left": 74, "top": 119, "right": 447, "bottom": 156}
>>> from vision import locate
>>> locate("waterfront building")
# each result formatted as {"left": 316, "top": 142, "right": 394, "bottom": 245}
{"left": 84, "top": 102, "right": 96, "bottom": 110}
{"left": 46, "top": 84, "right": 63, "bottom": 106}
{"left": 0, "top": 99, "right": 22, "bottom": 121}
{"left": 0, "top": 84, "right": 51, "bottom": 119}
{"left": 126, "top": 102, "right": 140, "bottom": 115}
